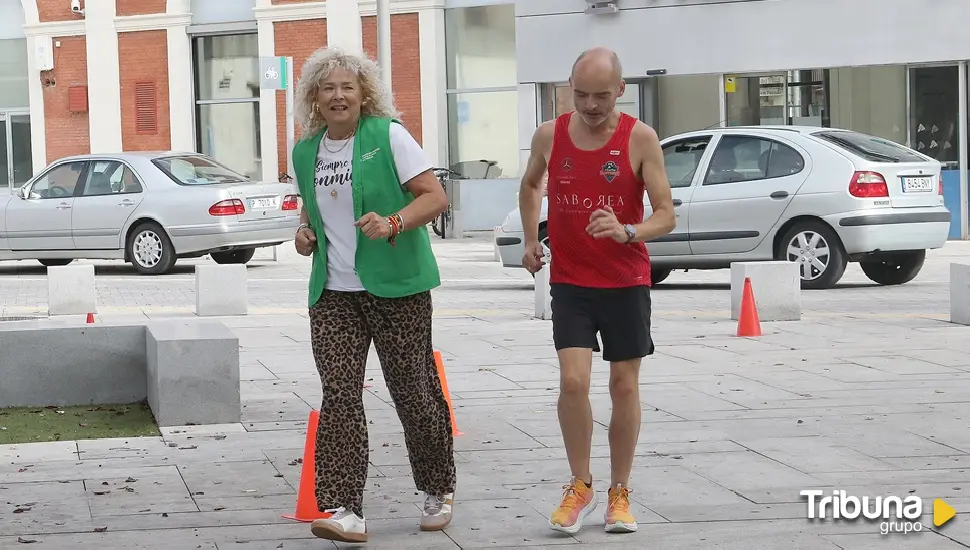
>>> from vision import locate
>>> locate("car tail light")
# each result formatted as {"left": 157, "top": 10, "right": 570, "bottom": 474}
{"left": 282, "top": 194, "right": 299, "bottom": 211}
{"left": 209, "top": 199, "right": 245, "bottom": 216}
{"left": 849, "top": 171, "right": 888, "bottom": 198}
{"left": 940, "top": 173, "right": 945, "bottom": 195}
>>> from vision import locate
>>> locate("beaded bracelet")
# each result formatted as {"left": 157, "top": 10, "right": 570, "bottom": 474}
{"left": 386, "top": 213, "right": 404, "bottom": 246}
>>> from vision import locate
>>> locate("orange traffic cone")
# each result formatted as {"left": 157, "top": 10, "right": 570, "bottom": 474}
{"left": 86, "top": 313, "right": 95, "bottom": 324}
{"left": 281, "top": 410, "right": 331, "bottom": 522}
{"left": 736, "top": 277, "right": 762, "bottom": 337}
{"left": 433, "top": 351, "right": 463, "bottom": 437}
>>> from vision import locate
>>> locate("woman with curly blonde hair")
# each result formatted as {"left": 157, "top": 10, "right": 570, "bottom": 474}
{"left": 289, "top": 46, "right": 456, "bottom": 543}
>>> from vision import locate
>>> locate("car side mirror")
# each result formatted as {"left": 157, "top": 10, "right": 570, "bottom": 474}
{"left": 17, "top": 185, "right": 28, "bottom": 200}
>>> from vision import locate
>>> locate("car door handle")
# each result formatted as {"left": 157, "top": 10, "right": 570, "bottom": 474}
{"left": 769, "top": 191, "right": 789, "bottom": 199}
{"left": 672, "top": 199, "right": 683, "bottom": 206}
{"left": 119, "top": 199, "right": 136, "bottom": 206}
{"left": 56, "top": 203, "right": 71, "bottom": 210}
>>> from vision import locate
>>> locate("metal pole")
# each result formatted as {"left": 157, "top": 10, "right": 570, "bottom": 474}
{"left": 376, "top": 0, "right": 392, "bottom": 87}
{"left": 960, "top": 61, "right": 968, "bottom": 240}
{"left": 280, "top": 56, "right": 296, "bottom": 263}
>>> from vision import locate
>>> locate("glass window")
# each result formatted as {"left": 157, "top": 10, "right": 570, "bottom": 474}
{"left": 909, "top": 65, "right": 959, "bottom": 168}
{"left": 445, "top": 5, "right": 516, "bottom": 89}
{"left": 447, "top": 90, "right": 519, "bottom": 178}
{"left": 812, "top": 130, "right": 927, "bottom": 163}
{"left": 197, "top": 102, "right": 261, "bottom": 180}
{"left": 704, "top": 135, "right": 804, "bottom": 185}
{"left": 0, "top": 39, "right": 29, "bottom": 109}
{"left": 663, "top": 136, "right": 710, "bottom": 188}
{"left": 81, "top": 161, "right": 144, "bottom": 196}
{"left": 194, "top": 34, "right": 259, "bottom": 101}
{"left": 28, "top": 161, "right": 87, "bottom": 199}
{"left": 192, "top": 33, "right": 261, "bottom": 180}
{"left": 153, "top": 154, "right": 250, "bottom": 185}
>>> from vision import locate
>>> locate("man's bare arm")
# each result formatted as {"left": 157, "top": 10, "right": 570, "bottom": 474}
{"left": 519, "top": 122, "right": 553, "bottom": 245}
{"left": 629, "top": 123, "right": 675, "bottom": 242}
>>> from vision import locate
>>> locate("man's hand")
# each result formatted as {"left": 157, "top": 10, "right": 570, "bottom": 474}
{"left": 355, "top": 212, "right": 393, "bottom": 240}
{"left": 522, "top": 241, "right": 546, "bottom": 273}
{"left": 295, "top": 226, "right": 317, "bottom": 256}
{"left": 586, "top": 206, "right": 628, "bottom": 243}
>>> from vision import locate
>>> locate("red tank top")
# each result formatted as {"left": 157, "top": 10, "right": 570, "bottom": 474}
{"left": 546, "top": 112, "right": 651, "bottom": 288}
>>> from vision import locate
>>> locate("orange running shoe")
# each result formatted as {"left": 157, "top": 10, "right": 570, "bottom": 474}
{"left": 604, "top": 483, "right": 638, "bottom": 533}
{"left": 549, "top": 477, "right": 598, "bottom": 534}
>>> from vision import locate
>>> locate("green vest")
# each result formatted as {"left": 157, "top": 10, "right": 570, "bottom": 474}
{"left": 293, "top": 116, "right": 441, "bottom": 307}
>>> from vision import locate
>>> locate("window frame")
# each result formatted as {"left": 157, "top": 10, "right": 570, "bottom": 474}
{"left": 661, "top": 135, "right": 713, "bottom": 189}
{"left": 702, "top": 134, "right": 806, "bottom": 186}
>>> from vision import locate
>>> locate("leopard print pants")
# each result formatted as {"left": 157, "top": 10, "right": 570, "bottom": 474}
{"left": 308, "top": 289, "right": 457, "bottom": 518}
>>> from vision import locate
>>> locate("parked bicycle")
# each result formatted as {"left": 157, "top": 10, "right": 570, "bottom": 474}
{"left": 431, "top": 167, "right": 462, "bottom": 238}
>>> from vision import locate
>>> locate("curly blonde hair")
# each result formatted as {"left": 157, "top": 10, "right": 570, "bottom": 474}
{"left": 295, "top": 46, "right": 400, "bottom": 138}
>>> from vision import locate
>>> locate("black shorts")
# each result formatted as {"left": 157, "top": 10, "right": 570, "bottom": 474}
{"left": 550, "top": 283, "right": 655, "bottom": 362}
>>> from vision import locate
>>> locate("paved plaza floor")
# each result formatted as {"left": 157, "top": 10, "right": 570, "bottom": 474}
{"left": 3, "top": 234, "right": 970, "bottom": 548}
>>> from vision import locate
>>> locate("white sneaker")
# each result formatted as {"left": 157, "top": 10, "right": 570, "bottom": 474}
{"left": 421, "top": 492, "right": 454, "bottom": 531}
{"left": 310, "top": 507, "right": 367, "bottom": 543}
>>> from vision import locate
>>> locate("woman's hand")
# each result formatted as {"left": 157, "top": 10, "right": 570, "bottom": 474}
{"left": 355, "top": 212, "right": 392, "bottom": 240}
{"left": 295, "top": 226, "right": 317, "bottom": 256}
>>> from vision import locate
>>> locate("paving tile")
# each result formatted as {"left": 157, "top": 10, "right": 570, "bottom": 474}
{"left": 5, "top": 237, "right": 970, "bottom": 546}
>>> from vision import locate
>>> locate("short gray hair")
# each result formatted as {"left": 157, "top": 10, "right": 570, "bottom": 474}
{"left": 295, "top": 46, "right": 400, "bottom": 137}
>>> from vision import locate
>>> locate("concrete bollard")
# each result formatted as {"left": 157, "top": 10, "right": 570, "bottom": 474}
{"left": 47, "top": 264, "right": 96, "bottom": 315}
{"left": 950, "top": 263, "right": 970, "bottom": 325}
{"left": 533, "top": 246, "right": 552, "bottom": 320}
{"left": 730, "top": 261, "right": 801, "bottom": 321}
{"left": 195, "top": 264, "right": 248, "bottom": 316}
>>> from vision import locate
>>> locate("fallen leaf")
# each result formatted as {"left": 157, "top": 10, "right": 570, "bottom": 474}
{"left": 17, "top": 536, "right": 37, "bottom": 543}
{"left": 93, "top": 527, "right": 107, "bottom": 533}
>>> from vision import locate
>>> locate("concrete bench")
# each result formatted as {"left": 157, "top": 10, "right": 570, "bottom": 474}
{"left": 950, "top": 263, "right": 970, "bottom": 325}
{"left": 147, "top": 321, "right": 240, "bottom": 426}
{"left": 730, "top": 261, "right": 801, "bottom": 321}
{"left": 196, "top": 264, "right": 248, "bottom": 316}
{"left": 47, "top": 264, "right": 96, "bottom": 315}
{"left": 0, "top": 319, "right": 240, "bottom": 428}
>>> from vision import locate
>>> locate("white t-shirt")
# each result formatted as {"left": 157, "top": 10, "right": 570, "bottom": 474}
{"left": 313, "top": 122, "right": 432, "bottom": 291}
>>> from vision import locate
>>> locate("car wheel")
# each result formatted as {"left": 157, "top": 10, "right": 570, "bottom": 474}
{"left": 530, "top": 226, "right": 550, "bottom": 279}
{"left": 211, "top": 248, "right": 256, "bottom": 265}
{"left": 779, "top": 221, "right": 847, "bottom": 290}
{"left": 38, "top": 259, "right": 73, "bottom": 267}
{"left": 651, "top": 268, "right": 671, "bottom": 286}
{"left": 127, "top": 222, "right": 176, "bottom": 275}
{"left": 859, "top": 250, "right": 926, "bottom": 286}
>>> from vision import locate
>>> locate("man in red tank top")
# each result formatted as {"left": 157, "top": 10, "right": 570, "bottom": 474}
{"left": 518, "top": 47, "right": 675, "bottom": 536}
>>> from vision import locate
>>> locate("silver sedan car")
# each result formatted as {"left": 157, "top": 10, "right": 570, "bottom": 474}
{"left": 497, "top": 126, "right": 951, "bottom": 289}
{"left": 0, "top": 152, "right": 301, "bottom": 274}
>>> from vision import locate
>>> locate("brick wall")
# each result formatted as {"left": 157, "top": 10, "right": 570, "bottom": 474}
{"left": 116, "top": 0, "right": 167, "bottom": 17}
{"left": 274, "top": 19, "right": 328, "bottom": 176}
{"left": 42, "top": 36, "right": 90, "bottom": 161}
{"left": 118, "top": 31, "right": 171, "bottom": 151}
{"left": 36, "top": 0, "right": 83, "bottom": 22}
{"left": 361, "top": 13, "right": 422, "bottom": 146}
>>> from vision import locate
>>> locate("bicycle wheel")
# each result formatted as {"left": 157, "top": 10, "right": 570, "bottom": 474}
{"left": 432, "top": 213, "right": 444, "bottom": 237}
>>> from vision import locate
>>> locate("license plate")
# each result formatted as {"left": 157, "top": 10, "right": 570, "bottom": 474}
{"left": 250, "top": 196, "right": 280, "bottom": 209}
{"left": 902, "top": 176, "right": 934, "bottom": 192}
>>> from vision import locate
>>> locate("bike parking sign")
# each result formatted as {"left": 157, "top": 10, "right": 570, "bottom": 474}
{"left": 260, "top": 57, "right": 289, "bottom": 90}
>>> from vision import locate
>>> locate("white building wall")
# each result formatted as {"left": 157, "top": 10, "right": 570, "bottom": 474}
{"left": 515, "top": 0, "right": 970, "bottom": 82}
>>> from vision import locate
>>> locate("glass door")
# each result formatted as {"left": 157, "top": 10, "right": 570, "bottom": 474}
{"left": 9, "top": 113, "right": 32, "bottom": 190}
{"left": 0, "top": 112, "right": 8, "bottom": 193}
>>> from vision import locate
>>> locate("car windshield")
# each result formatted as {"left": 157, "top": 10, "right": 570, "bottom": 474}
{"left": 152, "top": 155, "right": 250, "bottom": 185}
{"left": 811, "top": 130, "right": 926, "bottom": 163}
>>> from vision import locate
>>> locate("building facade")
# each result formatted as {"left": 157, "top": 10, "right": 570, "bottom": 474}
{"left": 515, "top": 0, "right": 970, "bottom": 239}
{"left": 0, "top": 0, "right": 451, "bottom": 193}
